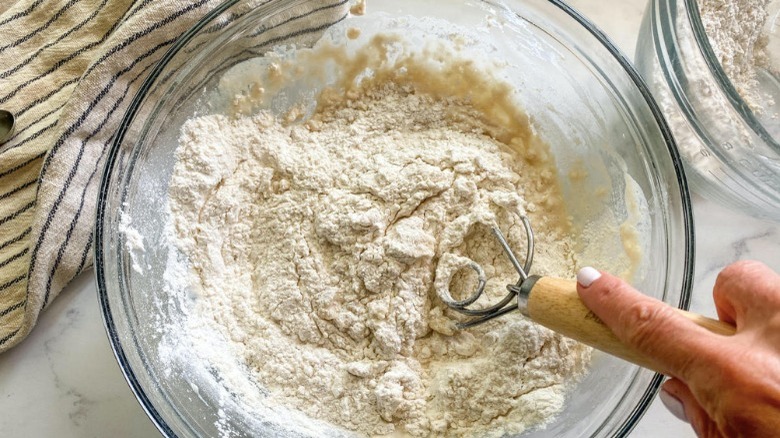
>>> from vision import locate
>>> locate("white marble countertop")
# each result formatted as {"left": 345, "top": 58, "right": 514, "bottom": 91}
{"left": 1, "top": 1, "right": 778, "bottom": 437}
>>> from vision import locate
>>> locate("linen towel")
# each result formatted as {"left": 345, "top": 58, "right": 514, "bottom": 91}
{"left": 0, "top": 0, "right": 350, "bottom": 352}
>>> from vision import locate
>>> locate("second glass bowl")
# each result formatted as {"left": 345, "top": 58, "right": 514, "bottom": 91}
{"left": 636, "top": 0, "right": 780, "bottom": 220}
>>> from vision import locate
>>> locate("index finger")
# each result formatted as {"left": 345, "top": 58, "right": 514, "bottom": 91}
{"left": 576, "top": 268, "right": 722, "bottom": 380}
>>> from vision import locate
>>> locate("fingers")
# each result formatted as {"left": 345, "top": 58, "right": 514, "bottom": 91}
{"left": 662, "top": 378, "right": 723, "bottom": 438}
{"left": 658, "top": 379, "right": 689, "bottom": 423}
{"left": 576, "top": 268, "right": 718, "bottom": 379}
{"left": 713, "top": 260, "right": 780, "bottom": 328}
{"left": 713, "top": 293, "right": 737, "bottom": 327}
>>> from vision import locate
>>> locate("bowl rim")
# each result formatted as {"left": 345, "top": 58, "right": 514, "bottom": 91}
{"left": 94, "top": 1, "right": 695, "bottom": 437}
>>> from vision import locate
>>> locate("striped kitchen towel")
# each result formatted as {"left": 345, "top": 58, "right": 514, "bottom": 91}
{"left": 0, "top": 0, "right": 350, "bottom": 352}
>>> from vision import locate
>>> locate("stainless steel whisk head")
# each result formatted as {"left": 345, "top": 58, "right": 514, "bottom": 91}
{"left": 437, "top": 216, "right": 535, "bottom": 329}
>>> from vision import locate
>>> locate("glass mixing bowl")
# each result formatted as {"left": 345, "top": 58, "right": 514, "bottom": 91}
{"left": 96, "top": 0, "right": 694, "bottom": 436}
{"left": 636, "top": 0, "right": 780, "bottom": 220}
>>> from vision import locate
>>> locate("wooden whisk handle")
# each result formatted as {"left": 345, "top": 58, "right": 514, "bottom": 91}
{"left": 520, "top": 276, "right": 736, "bottom": 373}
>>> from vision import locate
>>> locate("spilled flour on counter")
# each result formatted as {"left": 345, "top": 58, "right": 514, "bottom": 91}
{"left": 167, "top": 37, "right": 590, "bottom": 437}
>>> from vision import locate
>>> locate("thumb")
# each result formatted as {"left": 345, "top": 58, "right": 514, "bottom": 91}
{"left": 576, "top": 267, "right": 717, "bottom": 379}
{"left": 662, "top": 378, "right": 723, "bottom": 438}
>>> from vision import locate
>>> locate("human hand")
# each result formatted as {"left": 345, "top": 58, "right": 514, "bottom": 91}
{"left": 575, "top": 260, "right": 780, "bottom": 437}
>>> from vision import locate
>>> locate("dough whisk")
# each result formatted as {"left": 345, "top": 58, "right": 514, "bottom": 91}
{"left": 435, "top": 216, "right": 735, "bottom": 373}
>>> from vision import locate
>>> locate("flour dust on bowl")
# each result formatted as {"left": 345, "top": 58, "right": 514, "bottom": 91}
{"left": 95, "top": 1, "right": 694, "bottom": 437}
{"left": 636, "top": 0, "right": 780, "bottom": 220}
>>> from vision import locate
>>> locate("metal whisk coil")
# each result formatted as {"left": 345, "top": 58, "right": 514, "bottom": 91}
{"left": 436, "top": 215, "right": 535, "bottom": 329}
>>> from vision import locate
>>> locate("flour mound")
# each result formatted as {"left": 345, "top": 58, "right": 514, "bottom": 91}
{"left": 169, "top": 80, "right": 590, "bottom": 436}
{"left": 698, "top": 0, "right": 772, "bottom": 111}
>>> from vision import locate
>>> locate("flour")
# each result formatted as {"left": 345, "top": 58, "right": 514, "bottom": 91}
{"left": 697, "top": 0, "right": 772, "bottom": 111}
{"left": 167, "top": 34, "right": 590, "bottom": 437}
{"left": 118, "top": 211, "right": 146, "bottom": 274}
